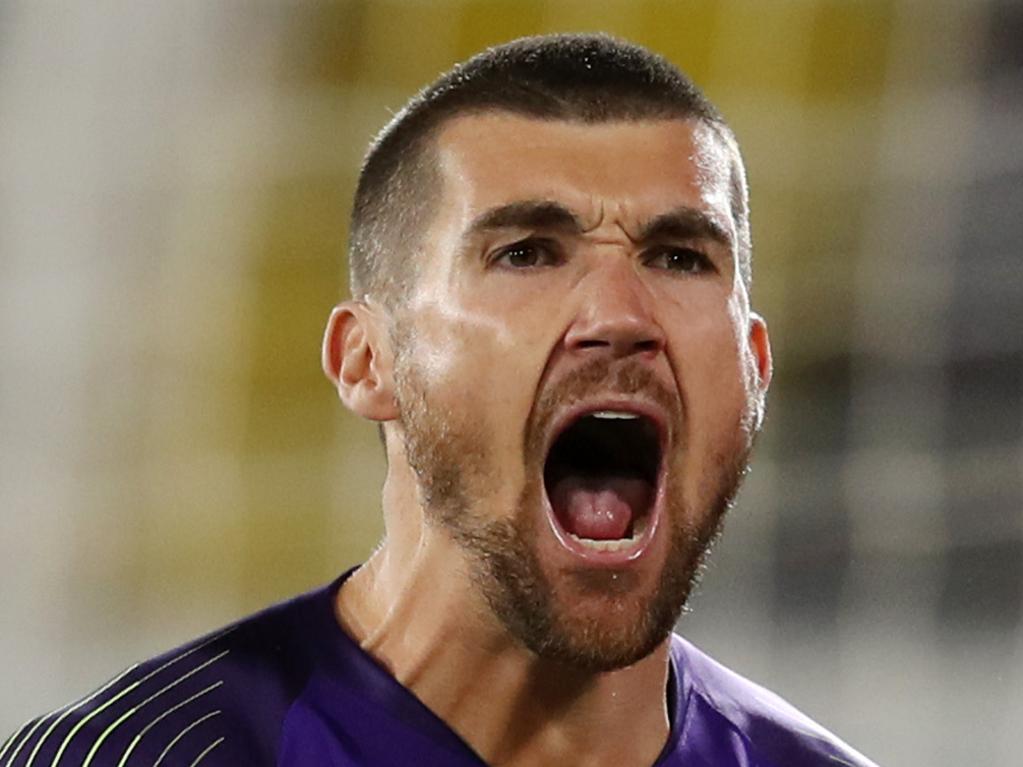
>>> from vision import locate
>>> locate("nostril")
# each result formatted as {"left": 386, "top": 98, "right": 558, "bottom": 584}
{"left": 569, "top": 336, "right": 662, "bottom": 355}
{"left": 564, "top": 289, "right": 666, "bottom": 357}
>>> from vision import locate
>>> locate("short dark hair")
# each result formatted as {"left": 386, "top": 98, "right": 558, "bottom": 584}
{"left": 348, "top": 33, "right": 750, "bottom": 306}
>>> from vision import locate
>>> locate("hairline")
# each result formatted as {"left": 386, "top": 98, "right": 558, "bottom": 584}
{"left": 357, "top": 108, "right": 751, "bottom": 308}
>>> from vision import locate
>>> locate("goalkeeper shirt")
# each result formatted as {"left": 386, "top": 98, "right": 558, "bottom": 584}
{"left": 1, "top": 571, "right": 878, "bottom": 767}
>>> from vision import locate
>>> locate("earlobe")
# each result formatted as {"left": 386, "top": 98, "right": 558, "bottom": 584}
{"left": 322, "top": 302, "right": 399, "bottom": 422}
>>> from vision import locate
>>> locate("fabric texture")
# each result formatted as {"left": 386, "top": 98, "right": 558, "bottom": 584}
{"left": 1, "top": 573, "right": 878, "bottom": 766}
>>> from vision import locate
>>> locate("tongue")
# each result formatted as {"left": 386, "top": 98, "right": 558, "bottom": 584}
{"left": 550, "top": 475, "right": 651, "bottom": 540}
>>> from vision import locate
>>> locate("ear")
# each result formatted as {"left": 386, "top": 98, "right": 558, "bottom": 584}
{"left": 747, "top": 310, "right": 773, "bottom": 402}
{"left": 322, "top": 301, "right": 399, "bottom": 422}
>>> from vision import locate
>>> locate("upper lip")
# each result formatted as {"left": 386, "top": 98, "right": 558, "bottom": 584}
{"left": 542, "top": 397, "right": 672, "bottom": 463}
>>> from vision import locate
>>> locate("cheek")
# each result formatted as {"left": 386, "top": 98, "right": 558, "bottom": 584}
{"left": 433, "top": 282, "right": 558, "bottom": 378}
{"left": 667, "top": 310, "right": 751, "bottom": 512}
{"left": 408, "top": 302, "right": 502, "bottom": 379}
{"left": 407, "top": 301, "right": 548, "bottom": 464}
{"left": 668, "top": 297, "right": 750, "bottom": 431}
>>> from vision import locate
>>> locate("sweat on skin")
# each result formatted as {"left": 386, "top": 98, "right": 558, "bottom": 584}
{"left": 322, "top": 112, "right": 771, "bottom": 767}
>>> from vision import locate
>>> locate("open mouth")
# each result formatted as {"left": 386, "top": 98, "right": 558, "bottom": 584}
{"left": 543, "top": 409, "right": 662, "bottom": 554}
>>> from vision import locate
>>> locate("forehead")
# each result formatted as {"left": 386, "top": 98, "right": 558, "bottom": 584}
{"left": 431, "top": 113, "right": 736, "bottom": 235}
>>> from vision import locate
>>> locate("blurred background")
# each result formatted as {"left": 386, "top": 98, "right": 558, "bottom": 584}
{"left": 2, "top": 1, "right": 1021, "bottom": 764}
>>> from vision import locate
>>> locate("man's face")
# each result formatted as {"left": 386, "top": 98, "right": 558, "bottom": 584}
{"left": 390, "top": 113, "right": 769, "bottom": 671}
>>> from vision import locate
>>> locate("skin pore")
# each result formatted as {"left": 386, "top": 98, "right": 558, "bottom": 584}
{"left": 323, "top": 114, "right": 772, "bottom": 766}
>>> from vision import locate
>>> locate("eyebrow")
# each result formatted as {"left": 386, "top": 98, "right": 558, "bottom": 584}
{"left": 636, "top": 207, "right": 733, "bottom": 249}
{"left": 465, "top": 200, "right": 585, "bottom": 237}
{"left": 464, "top": 199, "right": 733, "bottom": 249}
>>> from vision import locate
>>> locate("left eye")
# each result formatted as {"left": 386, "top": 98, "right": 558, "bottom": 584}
{"left": 491, "top": 239, "right": 560, "bottom": 269}
{"left": 644, "top": 246, "right": 714, "bottom": 274}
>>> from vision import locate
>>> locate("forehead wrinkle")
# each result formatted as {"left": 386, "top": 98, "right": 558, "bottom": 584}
{"left": 579, "top": 199, "right": 649, "bottom": 244}
{"left": 579, "top": 198, "right": 606, "bottom": 233}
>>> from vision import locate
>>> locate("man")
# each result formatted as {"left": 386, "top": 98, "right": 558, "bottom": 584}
{"left": 2, "top": 34, "right": 879, "bottom": 767}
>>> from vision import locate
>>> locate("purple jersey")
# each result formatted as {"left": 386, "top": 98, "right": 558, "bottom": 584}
{"left": 2, "top": 572, "right": 878, "bottom": 766}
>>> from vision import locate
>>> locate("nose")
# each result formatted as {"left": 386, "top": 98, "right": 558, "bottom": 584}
{"left": 563, "top": 259, "right": 666, "bottom": 359}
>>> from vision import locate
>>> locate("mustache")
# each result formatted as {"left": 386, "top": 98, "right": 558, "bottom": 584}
{"left": 524, "top": 358, "right": 680, "bottom": 457}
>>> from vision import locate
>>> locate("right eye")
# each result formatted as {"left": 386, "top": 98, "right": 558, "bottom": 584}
{"left": 491, "top": 239, "right": 561, "bottom": 269}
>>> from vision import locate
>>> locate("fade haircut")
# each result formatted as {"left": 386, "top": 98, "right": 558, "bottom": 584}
{"left": 348, "top": 32, "right": 751, "bottom": 307}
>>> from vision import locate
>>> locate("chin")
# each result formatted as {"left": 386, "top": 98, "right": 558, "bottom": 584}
{"left": 534, "top": 576, "right": 683, "bottom": 672}
{"left": 453, "top": 483, "right": 718, "bottom": 673}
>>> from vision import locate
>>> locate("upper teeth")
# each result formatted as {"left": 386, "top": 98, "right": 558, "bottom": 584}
{"left": 590, "top": 411, "right": 639, "bottom": 420}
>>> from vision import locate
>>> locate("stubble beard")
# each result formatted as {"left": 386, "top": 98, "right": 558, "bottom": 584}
{"left": 393, "top": 339, "right": 754, "bottom": 673}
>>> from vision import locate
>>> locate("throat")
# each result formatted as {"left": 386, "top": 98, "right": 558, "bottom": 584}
{"left": 453, "top": 654, "right": 673, "bottom": 767}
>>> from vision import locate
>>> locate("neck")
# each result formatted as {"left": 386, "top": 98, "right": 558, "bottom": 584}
{"left": 335, "top": 473, "right": 673, "bottom": 767}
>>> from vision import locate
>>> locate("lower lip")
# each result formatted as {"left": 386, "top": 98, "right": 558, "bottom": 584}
{"left": 541, "top": 481, "right": 664, "bottom": 566}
